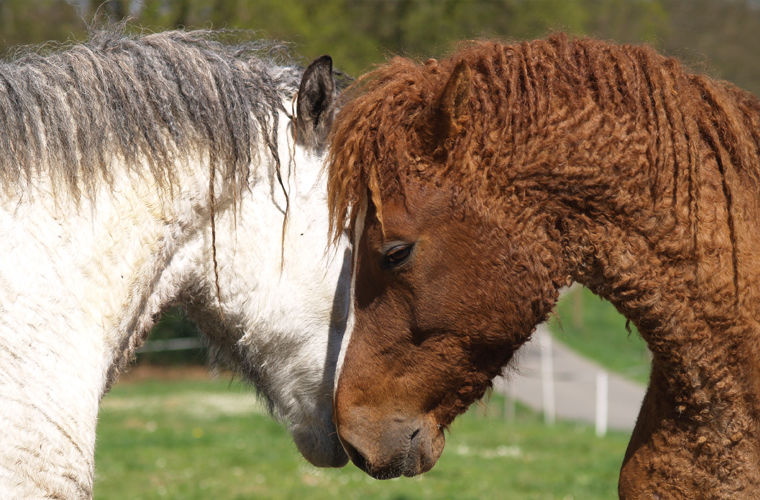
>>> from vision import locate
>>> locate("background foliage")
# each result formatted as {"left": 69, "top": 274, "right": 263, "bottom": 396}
{"left": 1, "top": 0, "right": 759, "bottom": 95}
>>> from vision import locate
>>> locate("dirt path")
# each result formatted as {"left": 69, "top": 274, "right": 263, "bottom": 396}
{"left": 493, "top": 324, "right": 646, "bottom": 432}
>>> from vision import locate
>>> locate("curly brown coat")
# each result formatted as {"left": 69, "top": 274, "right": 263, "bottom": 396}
{"left": 328, "top": 34, "right": 760, "bottom": 497}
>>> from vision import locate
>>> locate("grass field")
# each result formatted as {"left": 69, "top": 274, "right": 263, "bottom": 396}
{"left": 95, "top": 369, "right": 631, "bottom": 499}
{"left": 548, "top": 286, "right": 651, "bottom": 384}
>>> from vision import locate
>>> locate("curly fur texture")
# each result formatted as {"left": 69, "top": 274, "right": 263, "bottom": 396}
{"left": 328, "top": 35, "right": 760, "bottom": 497}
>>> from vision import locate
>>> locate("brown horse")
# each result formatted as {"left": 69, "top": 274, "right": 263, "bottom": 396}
{"left": 327, "top": 35, "right": 760, "bottom": 498}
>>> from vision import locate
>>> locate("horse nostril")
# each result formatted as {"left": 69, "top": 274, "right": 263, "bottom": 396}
{"left": 410, "top": 428, "right": 420, "bottom": 441}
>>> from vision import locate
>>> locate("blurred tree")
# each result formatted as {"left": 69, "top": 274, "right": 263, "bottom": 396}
{"left": 0, "top": 0, "right": 84, "bottom": 53}
{"left": 660, "top": 0, "right": 760, "bottom": 95}
{"left": 15, "top": 0, "right": 751, "bottom": 91}
{"left": 582, "top": 0, "right": 668, "bottom": 44}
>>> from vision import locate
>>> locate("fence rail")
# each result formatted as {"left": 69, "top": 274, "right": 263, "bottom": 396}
{"left": 137, "top": 337, "right": 204, "bottom": 353}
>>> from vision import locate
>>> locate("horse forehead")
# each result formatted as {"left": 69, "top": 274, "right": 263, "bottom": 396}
{"left": 373, "top": 183, "right": 450, "bottom": 237}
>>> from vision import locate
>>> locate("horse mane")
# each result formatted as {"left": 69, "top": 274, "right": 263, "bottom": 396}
{"left": 327, "top": 34, "right": 760, "bottom": 244}
{"left": 0, "top": 29, "right": 300, "bottom": 201}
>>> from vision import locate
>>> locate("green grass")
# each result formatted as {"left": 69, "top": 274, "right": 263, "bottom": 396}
{"left": 548, "top": 286, "right": 651, "bottom": 384}
{"left": 95, "top": 373, "right": 632, "bottom": 499}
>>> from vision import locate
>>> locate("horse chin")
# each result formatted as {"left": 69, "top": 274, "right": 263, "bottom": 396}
{"left": 290, "top": 420, "right": 349, "bottom": 468}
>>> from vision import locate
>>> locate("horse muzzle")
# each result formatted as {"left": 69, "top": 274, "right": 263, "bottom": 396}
{"left": 335, "top": 406, "right": 445, "bottom": 479}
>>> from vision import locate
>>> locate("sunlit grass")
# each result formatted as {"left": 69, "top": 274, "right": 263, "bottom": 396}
{"left": 95, "top": 372, "right": 631, "bottom": 499}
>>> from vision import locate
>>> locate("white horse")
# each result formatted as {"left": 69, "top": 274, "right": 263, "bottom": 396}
{"left": 0, "top": 31, "right": 349, "bottom": 498}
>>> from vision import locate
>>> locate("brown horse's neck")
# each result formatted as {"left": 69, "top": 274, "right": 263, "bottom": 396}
{"left": 456, "top": 40, "right": 760, "bottom": 424}
{"left": 468, "top": 40, "right": 760, "bottom": 364}
{"left": 496, "top": 50, "right": 760, "bottom": 495}
{"left": 533, "top": 75, "right": 760, "bottom": 375}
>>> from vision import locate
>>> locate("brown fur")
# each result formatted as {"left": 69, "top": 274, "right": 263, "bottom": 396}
{"left": 328, "top": 35, "right": 760, "bottom": 497}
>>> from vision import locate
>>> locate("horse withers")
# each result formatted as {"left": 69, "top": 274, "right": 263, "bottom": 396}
{"left": 328, "top": 35, "right": 760, "bottom": 497}
{"left": 0, "top": 31, "right": 349, "bottom": 498}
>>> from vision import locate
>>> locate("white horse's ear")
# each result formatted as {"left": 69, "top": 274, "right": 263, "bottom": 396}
{"left": 296, "top": 55, "right": 336, "bottom": 151}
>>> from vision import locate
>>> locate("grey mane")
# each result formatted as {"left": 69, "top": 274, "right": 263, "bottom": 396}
{"left": 0, "top": 29, "right": 301, "bottom": 199}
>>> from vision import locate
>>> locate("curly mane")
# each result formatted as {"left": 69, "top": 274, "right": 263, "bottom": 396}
{"left": 327, "top": 34, "right": 760, "bottom": 248}
{"left": 0, "top": 29, "right": 301, "bottom": 201}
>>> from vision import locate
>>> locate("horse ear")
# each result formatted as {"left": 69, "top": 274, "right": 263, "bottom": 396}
{"left": 438, "top": 60, "right": 472, "bottom": 129}
{"left": 296, "top": 55, "right": 337, "bottom": 151}
{"left": 416, "top": 60, "right": 472, "bottom": 154}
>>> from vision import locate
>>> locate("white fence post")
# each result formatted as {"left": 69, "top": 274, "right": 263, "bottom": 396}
{"left": 540, "top": 332, "right": 556, "bottom": 425}
{"left": 595, "top": 371, "right": 609, "bottom": 437}
{"left": 504, "top": 376, "right": 516, "bottom": 421}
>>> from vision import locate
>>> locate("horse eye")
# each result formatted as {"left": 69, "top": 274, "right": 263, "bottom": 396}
{"left": 382, "top": 243, "right": 414, "bottom": 269}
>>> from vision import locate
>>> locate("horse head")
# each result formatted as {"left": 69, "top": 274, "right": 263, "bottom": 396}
{"left": 197, "top": 54, "right": 351, "bottom": 468}
{"left": 327, "top": 54, "right": 567, "bottom": 478}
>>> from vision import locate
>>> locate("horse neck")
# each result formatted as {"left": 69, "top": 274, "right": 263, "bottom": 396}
{"left": 106, "top": 158, "right": 243, "bottom": 383}
{"left": 591, "top": 95, "right": 760, "bottom": 495}
{"left": 495, "top": 69, "right": 760, "bottom": 491}
{"left": 0, "top": 155, "right": 225, "bottom": 495}
{"left": 499, "top": 62, "right": 760, "bottom": 429}
{"left": 11, "top": 156, "right": 225, "bottom": 385}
